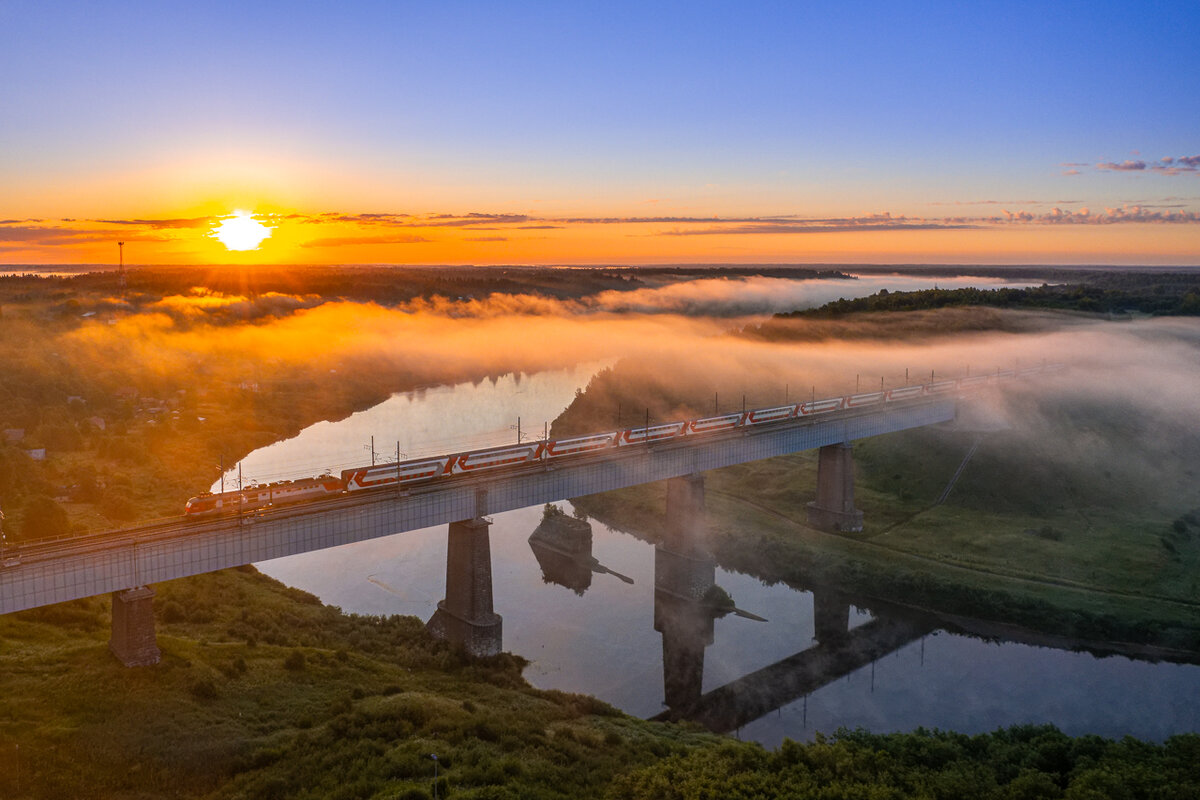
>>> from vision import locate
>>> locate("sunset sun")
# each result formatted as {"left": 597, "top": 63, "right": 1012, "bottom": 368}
{"left": 211, "top": 210, "right": 272, "bottom": 251}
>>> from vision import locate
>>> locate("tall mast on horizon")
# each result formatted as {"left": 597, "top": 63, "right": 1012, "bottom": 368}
{"left": 117, "top": 241, "right": 126, "bottom": 296}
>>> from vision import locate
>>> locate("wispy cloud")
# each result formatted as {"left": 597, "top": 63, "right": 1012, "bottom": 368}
{"left": 0, "top": 224, "right": 173, "bottom": 246}
{"left": 93, "top": 217, "right": 212, "bottom": 229}
{"left": 1081, "top": 154, "right": 1200, "bottom": 177}
{"left": 299, "top": 234, "right": 431, "bottom": 248}
{"left": 998, "top": 205, "right": 1200, "bottom": 224}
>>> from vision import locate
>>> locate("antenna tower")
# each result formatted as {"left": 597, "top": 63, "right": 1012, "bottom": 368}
{"left": 117, "top": 241, "right": 126, "bottom": 296}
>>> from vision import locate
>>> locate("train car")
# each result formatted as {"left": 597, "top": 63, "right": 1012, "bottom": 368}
{"left": 884, "top": 385, "right": 924, "bottom": 402}
{"left": 798, "top": 397, "right": 843, "bottom": 415}
{"left": 926, "top": 379, "right": 958, "bottom": 394}
{"left": 449, "top": 442, "right": 544, "bottom": 474}
{"left": 617, "top": 421, "right": 686, "bottom": 445}
{"left": 743, "top": 405, "right": 796, "bottom": 425}
{"left": 958, "top": 375, "right": 989, "bottom": 390}
{"left": 544, "top": 432, "right": 619, "bottom": 458}
{"left": 686, "top": 412, "right": 744, "bottom": 435}
{"left": 844, "top": 390, "right": 884, "bottom": 408}
{"left": 184, "top": 475, "right": 344, "bottom": 515}
{"left": 342, "top": 457, "right": 453, "bottom": 491}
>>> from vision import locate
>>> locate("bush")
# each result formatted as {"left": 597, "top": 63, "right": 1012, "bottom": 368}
{"left": 190, "top": 679, "right": 218, "bottom": 701}
{"left": 99, "top": 491, "right": 137, "bottom": 521}
{"left": 284, "top": 650, "right": 306, "bottom": 671}
{"left": 19, "top": 495, "right": 69, "bottom": 540}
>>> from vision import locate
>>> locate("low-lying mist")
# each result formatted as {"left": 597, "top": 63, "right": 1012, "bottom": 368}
{"left": 56, "top": 273, "right": 1198, "bottom": 512}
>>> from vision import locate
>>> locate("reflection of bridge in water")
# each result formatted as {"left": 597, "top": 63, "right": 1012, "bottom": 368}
{"left": 530, "top": 473, "right": 1200, "bottom": 734}
{"left": 530, "top": 472, "right": 932, "bottom": 733}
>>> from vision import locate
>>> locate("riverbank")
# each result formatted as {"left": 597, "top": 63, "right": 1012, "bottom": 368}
{"left": 3, "top": 566, "right": 1197, "bottom": 799}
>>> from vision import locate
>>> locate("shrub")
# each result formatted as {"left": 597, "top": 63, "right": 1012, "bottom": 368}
{"left": 190, "top": 679, "right": 218, "bottom": 701}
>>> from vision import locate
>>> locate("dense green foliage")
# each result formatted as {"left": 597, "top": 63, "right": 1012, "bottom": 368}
{"left": 609, "top": 726, "right": 1200, "bottom": 799}
{"left": 5, "top": 567, "right": 1196, "bottom": 799}
{"left": 0, "top": 567, "right": 719, "bottom": 800}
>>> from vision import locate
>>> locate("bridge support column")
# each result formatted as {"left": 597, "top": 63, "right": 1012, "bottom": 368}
{"left": 109, "top": 586, "right": 160, "bottom": 667}
{"left": 427, "top": 518, "right": 502, "bottom": 657}
{"left": 657, "top": 474, "right": 715, "bottom": 601}
{"left": 813, "top": 591, "right": 850, "bottom": 643}
{"left": 806, "top": 442, "right": 864, "bottom": 532}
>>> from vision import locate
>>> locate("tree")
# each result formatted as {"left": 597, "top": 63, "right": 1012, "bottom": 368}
{"left": 19, "top": 495, "right": 70, "bottom": 541}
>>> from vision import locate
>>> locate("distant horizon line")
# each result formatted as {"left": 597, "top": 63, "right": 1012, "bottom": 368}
{"left": 4, "top": 262, "right": 1200, "bottom": 272}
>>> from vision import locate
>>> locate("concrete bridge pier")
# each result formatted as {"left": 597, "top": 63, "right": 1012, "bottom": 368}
{"left": 655, "top": 473, "right": 716, "bottom": 601}
{"left": 813, "top": 590, "right": 851, "bottom": 643}
{"left": 427, "top": 517, "right": 503, "bottom": 657}
{"left": 806, "top": 442, "right": 864, "bottom": 532}
{"left": 109, "top": 586, "right": 160, "bottom": 667}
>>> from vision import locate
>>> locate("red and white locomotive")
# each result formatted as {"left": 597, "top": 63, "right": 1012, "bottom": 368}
{"left": 185, "top": 365, "right": 1058, "bottom": 515}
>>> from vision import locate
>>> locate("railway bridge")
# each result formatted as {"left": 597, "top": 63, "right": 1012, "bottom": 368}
{"left": 0, "top": 373, "right": 1043, "bottom": 666}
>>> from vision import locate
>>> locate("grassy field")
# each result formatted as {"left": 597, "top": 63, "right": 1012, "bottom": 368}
{"left": 0, "top": 567, "right": 724, "bottom": 800}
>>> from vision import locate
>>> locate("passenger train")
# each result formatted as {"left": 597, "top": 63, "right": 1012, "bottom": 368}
{"left": 184, "top": 365, "right": 1060, "bottom": 516}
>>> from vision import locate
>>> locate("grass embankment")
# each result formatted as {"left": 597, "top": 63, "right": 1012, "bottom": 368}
{"left": 0, "top": 567, "right": 722, "bottom": 800}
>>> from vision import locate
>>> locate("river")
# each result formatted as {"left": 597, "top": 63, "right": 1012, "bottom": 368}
{"left": 223, "top": 275, "right": 1199, "bottom": 747}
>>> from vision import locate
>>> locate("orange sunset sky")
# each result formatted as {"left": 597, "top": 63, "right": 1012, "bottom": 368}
{"left": 3, "top": 2, "right": 1198, "bottom": 267}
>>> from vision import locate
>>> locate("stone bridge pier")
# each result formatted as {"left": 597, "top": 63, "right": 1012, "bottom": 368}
{"left": 109, "top": 586, "right": 160, "bottom": 667}
{"left": 806, "top": 442, "right": 864, "bottom": 532}
{"left": 427, "top": 517, "right": 503, "bottom": 657}
{"left": 655, "top": 473, "right": 716, "bottom": 602}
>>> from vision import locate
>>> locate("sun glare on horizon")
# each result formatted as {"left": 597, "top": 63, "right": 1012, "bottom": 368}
{"left": 211, "top": 210, "right": 273, "bottom": 251}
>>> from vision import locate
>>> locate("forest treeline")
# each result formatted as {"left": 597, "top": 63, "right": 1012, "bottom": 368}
{"left": 774, "top": 273, "right": 1200, "bottom": 320}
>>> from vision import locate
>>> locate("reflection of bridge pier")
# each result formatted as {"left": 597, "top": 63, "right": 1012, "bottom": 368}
{"left": 655, "top": 612, "right": 930, "bottom": 733}
{"left": 656, "top": 592, "right": 714, "bottom": 708}
{"left": 813, "top": 590, "right": 850, "bottom": 643}
{"left": 651, "top": 469, "right": 925, "bottom": 731}
{"left": 806, "top": 442, "right": 864, "bottom": 532}
{"left": 427, "top": 517, "right": 503, "bottom": 657}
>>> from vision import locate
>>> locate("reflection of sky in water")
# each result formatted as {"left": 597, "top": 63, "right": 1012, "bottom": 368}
{"left": 215, "top": 362, "right": 606, "bottom": 489}
{"left": 250, "top": 274, "right": 1198, "bottom": 746}
{"left": 738, "top": 633, "right": 1200, "bottom": 748}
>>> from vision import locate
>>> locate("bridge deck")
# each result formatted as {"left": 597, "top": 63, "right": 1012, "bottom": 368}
{"left": 1, "top": 398, "right": 956, "bottom": 614}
